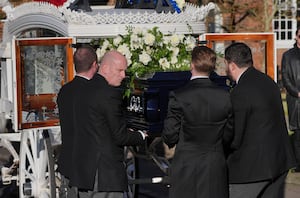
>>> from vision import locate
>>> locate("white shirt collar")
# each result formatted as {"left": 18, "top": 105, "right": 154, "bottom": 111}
{"left": 76, "top": 74, "right": 90, "bottom": 80}
{"left": 190, "top": 75, "right": 209, "bottom": 80}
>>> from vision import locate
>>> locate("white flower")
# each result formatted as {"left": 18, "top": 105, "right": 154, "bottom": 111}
{"left": 183, "top": 59, "right": 190, "bottom": 65}
{"left": 159, "top": 58, "right": 170, "bottom": 70}
{"left": 133, "top": 27, "right": 144, "bottom": 35}
{"left": 102, "top": 39, "right": 111, "bottom": 49}
{"left": 96, "top": 48, "right": 101, "bottom": 59}
{"left": 126, "top": 57, "right": 132, "bottom": 66}
{"left": 170, "top": 56, "right": 178, "bottom": 64}
{"left": 170, "top": 35, "right": 180, "bottom": 47}
{"left": 96, "top": 26, "right": 193, "bottom": 76}
{"left": 113, "top": 36, "right": 122, "bottom": 46}
{"left": 185, "top": 36, "right": 197, "bottom": 51}
{"left": 163, "top": 36, "right": 170, "bottom": 45}
{"left": 139, "top": 51, "right": 152, "bottom": 65}
{"left": 171, "top": 47, "right": 179, "bottom": 56}
{"left": 130, "top": 34, "right": 142, "bottom": 49}
{"left": 117, "top": 44, "right": 132, "bottom": 60}
{"left": 144, "top": 33, "right": 155, "bottom": 46}
{"left": 96, "top": 48, "right": 106, "bottom": 61}
{"left": 145, "top": 46, "right": 152, "bottom": 54}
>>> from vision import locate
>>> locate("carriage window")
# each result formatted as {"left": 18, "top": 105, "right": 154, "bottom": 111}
{"left": 23, "top": 45, "right": 64, "bottom": 94}
{"left": 16, "top": 38, "right": 74, "bottom": 129}
{"left": 204, "top": 33, "right": 276, "bottom": 80}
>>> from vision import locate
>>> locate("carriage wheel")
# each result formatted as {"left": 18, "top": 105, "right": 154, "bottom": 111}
{"left": 19, "top": 129, "right": 56, "bottom": 198}
{"left": 125, "top": 146, "right": 139, "bottom": 198}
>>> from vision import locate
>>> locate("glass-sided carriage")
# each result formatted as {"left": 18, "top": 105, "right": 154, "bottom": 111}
{"left": 0, "top": 1, "right": 215, "bottom": 197}
{"left": 0, "top": 1, "right": 276, "bottom": 198}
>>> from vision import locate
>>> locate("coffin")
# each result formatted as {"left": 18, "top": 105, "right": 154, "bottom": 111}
{"left": 125, "top": 71, "right": 231, "bottom": 136}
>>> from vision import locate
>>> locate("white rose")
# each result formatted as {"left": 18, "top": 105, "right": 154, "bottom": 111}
{"left": 185, "top": 36, "right": 197, "bottom": 51}
{"left": 102, "top": 39, "right": 111, "bottom": 49}
{"left": 126, "top": 57, "right": 132, "bottom": 66}
{"left": 131, "top": 41, "right": 143, "bottom": 50}
{"left": 96, "top": 48, "right": 107, "bottom": 61}
{"left": 130, "top": 34, "right": 142, "bottom": 49}
{"left": 146, "top": 46, "right": 152, "bottom": 54}
{"left": 163, "top": 36, "right": 170, "bottom": 45}
{"left": 96, "top": 48, "right": 102, "bottom": 60}
{"left": 131, "top": 34, "right": 139, "bottom": 43}
{"left": 159, "top": 58, "right": 170, "bottom": 70}
{"left": 139, "top": 51, "right": 152, "bottom": 65}
{"left": 170, "top": 35, "right": 180, "bottom": 47}
{"left": 144, "top": 33, "right": 155, "bottom": 46}
{"left": 117, "top": 44, "right": 132, "bottom": 60}
{"left": 113, "top": 36, "right": 122, "bottom": 46}
{"left": 133, "top": 27, "right": 143, "bottom": 35}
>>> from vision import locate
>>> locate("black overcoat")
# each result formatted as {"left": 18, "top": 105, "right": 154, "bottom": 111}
{"left": 281, "top": 45, "right": 300, "bottom": 130}
{"left": 227, "top": 67, "right": 296, "bottom": 183}
{"left": 162, "top": 78, "right": 233, "bottom": 198}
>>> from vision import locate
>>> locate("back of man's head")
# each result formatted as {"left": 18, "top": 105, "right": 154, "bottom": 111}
{"left": 74, "top": 45, "right": 97, "bottom": 73}
{"left": 191, "top": 46, "right": 216, "bottom": 74}
{"left": 225, "top": 42, "right": 253, "bottom": 68}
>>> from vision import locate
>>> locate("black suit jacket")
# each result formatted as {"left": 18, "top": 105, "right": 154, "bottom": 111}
{"left": 227, "top": 67, "right": 296, "bottom": 183}
{"left": 69, "top": 74, "right": 144, "bottom": 191}
{"left": 162, "top": 78, "right": 233, "bottom": 198}
{"left": 57, "top": 76, "right": 89, "bottom": 179}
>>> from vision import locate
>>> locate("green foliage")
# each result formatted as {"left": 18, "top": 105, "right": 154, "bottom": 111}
{"left": 94, "top": 26, "right": 196, "bottom": 77}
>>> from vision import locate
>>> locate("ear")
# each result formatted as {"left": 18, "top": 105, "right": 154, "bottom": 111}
{"left": 228, "top": 62, "right": 236, "bottom": 72}
{"left": 190, "top": 62, "right": 194, "bottom": 71}
{"left": 94, "top": 61, "right": 99, "bottom": 71}
{"left": 99, "top": 63, "right": 108, "bottom": 74}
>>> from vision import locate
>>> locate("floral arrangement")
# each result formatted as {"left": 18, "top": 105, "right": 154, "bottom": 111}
{"left": 94, "top": 26, "right": 196, "bottom": 81}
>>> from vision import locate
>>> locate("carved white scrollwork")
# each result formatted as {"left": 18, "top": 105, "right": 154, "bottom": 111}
{"left": 2, "top": 2, "right": 216, "bottom": 25}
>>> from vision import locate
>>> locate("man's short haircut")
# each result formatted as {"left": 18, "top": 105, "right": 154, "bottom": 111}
{"left": 191, "top": 46, "right": 216, "bottom": 73}
{"left": 73, "top": 44, "right": 97, "bottom": 73}
{"left": 225, "top": 42, "right": 253, "bottom": 68}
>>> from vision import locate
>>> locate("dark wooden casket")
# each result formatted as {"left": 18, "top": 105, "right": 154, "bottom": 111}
{"left": 125, "top": 71, "right": 191, "bottom": 136}
{"left": 125, "top": 71, "right": 231, "bottom": 137}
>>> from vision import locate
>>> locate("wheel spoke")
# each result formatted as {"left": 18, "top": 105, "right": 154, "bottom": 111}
{"left": 24, "top": 141, "right": 35, "bottom": 173}
{"left": 19, "top": 128, "right": 56, "bottom": 198}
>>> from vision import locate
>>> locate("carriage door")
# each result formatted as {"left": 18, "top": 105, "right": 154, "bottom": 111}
{"left": 15, "top": 38, "right": 74, "bottom": 130}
